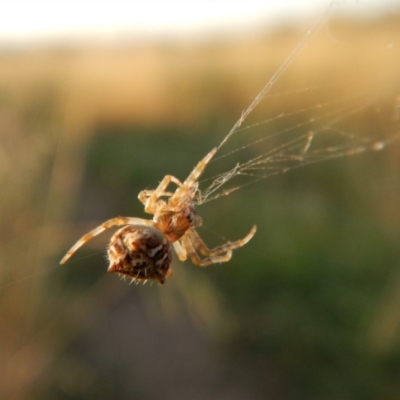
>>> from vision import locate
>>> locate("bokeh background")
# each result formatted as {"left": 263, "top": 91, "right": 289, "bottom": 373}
{"left": 1, "top": 1, "right": 400, "bottom": 399}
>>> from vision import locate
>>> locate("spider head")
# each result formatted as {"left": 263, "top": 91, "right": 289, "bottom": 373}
{"left": 187, "top": 209, "right": 202, "bottom": 228}
{"left": 107, "top": 225, "right": 172, "bottom": 284}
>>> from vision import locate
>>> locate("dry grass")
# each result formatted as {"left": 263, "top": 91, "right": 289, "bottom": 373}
{"left": 0, "top": 17, "right": 399, "bottom": 132}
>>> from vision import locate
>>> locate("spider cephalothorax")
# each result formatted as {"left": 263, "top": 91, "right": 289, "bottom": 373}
{"left": 60, "top": 147, "right": 256, "bottom": 284}
{"left": 153, "top": 201, "right": 201, "bottom": 242}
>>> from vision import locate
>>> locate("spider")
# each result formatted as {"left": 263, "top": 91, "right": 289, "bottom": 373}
{"left": 60, "top": 147, "right": 257, "bottom": 284}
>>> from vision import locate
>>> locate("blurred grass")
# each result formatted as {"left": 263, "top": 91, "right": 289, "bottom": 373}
{"left": 1, "top": 12, "right": 400, "bottom": 400}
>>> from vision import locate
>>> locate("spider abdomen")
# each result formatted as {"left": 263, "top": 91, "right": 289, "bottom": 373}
{"left": 107, "top": 225, "right": 172, "bottom": 284}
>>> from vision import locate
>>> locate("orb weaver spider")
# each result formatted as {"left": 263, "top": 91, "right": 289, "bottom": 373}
{"left": 60, "top": 147, "right": 256, "bottom": 284}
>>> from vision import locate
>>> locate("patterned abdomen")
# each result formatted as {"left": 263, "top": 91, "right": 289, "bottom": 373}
{"left": 107, "top": 225, "right": 172, "bottom": 284}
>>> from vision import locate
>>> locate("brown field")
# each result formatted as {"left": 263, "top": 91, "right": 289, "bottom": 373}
{"left": 1, "top": 16, "right": 399, "bottom": 131}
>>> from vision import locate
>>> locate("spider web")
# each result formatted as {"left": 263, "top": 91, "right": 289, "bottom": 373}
{"left": 195, "top": 1, "right": 400, "bottom": 205}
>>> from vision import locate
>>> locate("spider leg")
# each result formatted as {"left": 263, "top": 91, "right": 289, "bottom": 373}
{"left": 181, "top": 235, "right": 232, "bottom": 267}
{"left": 182, "top": 147, "right": 217, "bottom": 187}
{"left": 138, "top": 190, "right": 174, "bottom": 205}
{"left": 168, "top": 146, "right": 217, "bottom": 203}
{"left": 138, "top": 175, "right": 184, "bottom": 213}
{"left": 172, "top": 240, "right": 187, "bottom": 261}
{"left": 182, "top": 225, "right": 257, "bottom": 267}
{"left": 60, "top": 217, "right": 155, "bottom": 264}
{"left": 188, "top": 225, "right": 257, "bottom": 256}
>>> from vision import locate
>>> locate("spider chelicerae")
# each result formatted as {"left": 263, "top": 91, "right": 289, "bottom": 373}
{"left": 60, "top": 147, "right": 257, "bottom": 284}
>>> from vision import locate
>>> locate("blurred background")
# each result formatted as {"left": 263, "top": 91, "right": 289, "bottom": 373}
{"left": 1, "top": 1, "right": 400, "bottom": 399}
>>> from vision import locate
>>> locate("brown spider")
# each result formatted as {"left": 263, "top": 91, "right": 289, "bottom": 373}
{"left": 60, "top": 147, "right": 257, "bottom": 284}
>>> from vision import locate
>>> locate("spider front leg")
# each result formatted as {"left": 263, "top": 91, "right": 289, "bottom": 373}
{"left": 138, "top": 175, "right": 184, "bottom": 213}
{"left": 60, "top": 217, "right": 155, "bottom": 264}
{"left": 181, "top": 225, "right": 257, "bottom": 267}
{"left": 183, "top": 147, "right": 217, "bottom": 187}
{"left": 138, "top": 190, "right": 174, "bottom": 203}
{"left": 138, "top": 147, "right": 218, "bottom": 212}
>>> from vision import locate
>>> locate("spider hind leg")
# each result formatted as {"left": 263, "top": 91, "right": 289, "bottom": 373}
{"left": 183, "top": 225, "right": 257, "bottom": 267}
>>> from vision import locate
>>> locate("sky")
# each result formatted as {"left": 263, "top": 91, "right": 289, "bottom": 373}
{"left": 0, "top": 0, "right": 399, "bottom": 45}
